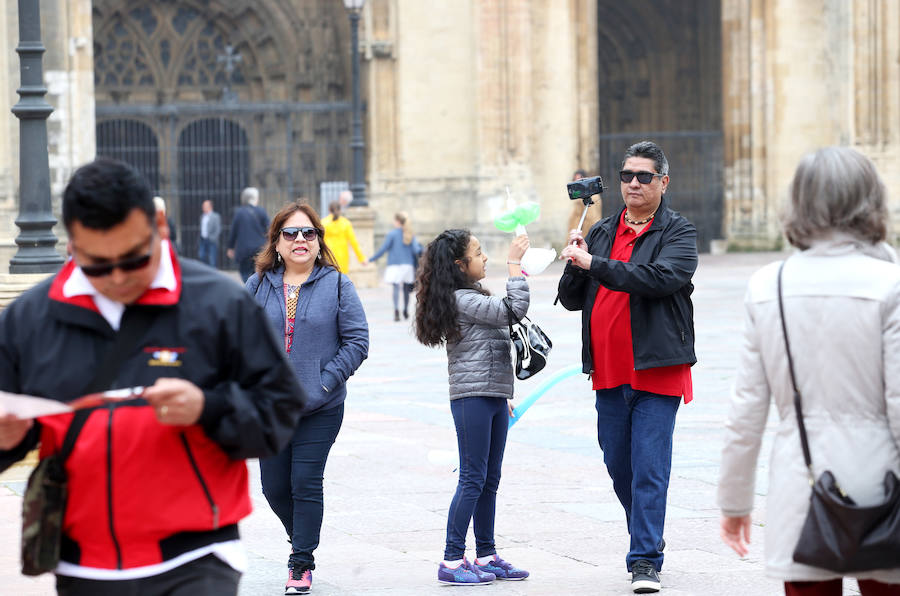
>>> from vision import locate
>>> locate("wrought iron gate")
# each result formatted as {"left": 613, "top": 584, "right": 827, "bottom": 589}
{"left": 96, "top": 102, "right": 351, "bottom": 268}
{"left": 596, "top": 131, "right": 724, "bottom": 252}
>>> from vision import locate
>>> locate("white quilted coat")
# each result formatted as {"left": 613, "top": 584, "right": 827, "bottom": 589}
{"left": 717, "top": 236, "right": 900, "bottom": 583}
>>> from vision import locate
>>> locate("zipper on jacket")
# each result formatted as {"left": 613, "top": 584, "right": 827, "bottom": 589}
{"left": 668, "top": 299, "right": 686, "bottom": 345}
{"left": 179, "top": 434, "right": 220, "bottom": 529}
{"left": 106, "top": 404, "right": 123, "bottom": 569}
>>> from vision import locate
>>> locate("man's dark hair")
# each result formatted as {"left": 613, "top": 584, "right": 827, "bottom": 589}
{"left": 62, "top": 158, "right": 154, "bottom": 230}
{"left": 622, "top": 141, "right": 669, "bottom": 176}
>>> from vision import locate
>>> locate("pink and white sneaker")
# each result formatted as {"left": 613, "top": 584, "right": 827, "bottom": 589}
{"left": 285, "top": 567, "right": 311, "bottom": 594}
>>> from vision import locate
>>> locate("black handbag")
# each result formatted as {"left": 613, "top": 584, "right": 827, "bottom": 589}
{"left": 777, "top": 261, "right": 900, "bottom": 573}
{"left": 503, "top": 298, "right": 552, "bottom": 380}
{"left": 20, "top": 307, "right": 155, "bottom": 576}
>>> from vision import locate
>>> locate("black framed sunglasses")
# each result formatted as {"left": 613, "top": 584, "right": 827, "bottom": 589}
{"left": 619, "top": 170, "right": 665, "bottom": 184}
{"left": 281, "top": 226, "right": 318, "bottom": 242}
{"left": 79, "top": 249, "right": 153, "bottom": 278}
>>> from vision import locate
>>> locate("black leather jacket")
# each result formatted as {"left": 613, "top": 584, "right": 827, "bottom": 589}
{"left": 557, "top": 198, "right": 698, "bottom": 373}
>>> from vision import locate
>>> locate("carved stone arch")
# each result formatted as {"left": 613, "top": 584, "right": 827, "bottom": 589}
{"left": 92, "top": 8, "right": 162, "bottom": 103}
{"left": 93, "top": 0, "right": 350, "bottom": 105}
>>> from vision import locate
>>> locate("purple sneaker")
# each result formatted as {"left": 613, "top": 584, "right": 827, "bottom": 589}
{"left": 474, "top": 555, "right": 530, "bottom": 580}
{"left": 285, "top": 567, "right": 311, "bottom": 594}
{"left": 437, "top": 557, "right": 495, "bottom": 585}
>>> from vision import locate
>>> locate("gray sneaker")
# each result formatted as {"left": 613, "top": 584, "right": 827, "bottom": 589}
{"left": 631, "top": 559, "right": 660, "bottom": 593}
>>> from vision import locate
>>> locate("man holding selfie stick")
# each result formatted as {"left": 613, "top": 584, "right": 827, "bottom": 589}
{"left": 558, "top": 141, "right": 697, "bottom": 594}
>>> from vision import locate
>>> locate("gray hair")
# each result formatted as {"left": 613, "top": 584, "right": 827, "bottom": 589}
{"left": 622, "top": 140, "right": 669, "bottom": 175}
{"left": 241, "top": 186, "right": 259, "bottom": 205}
{"left": 152, "top": 196, "right": 166, "bottom": 214}
{"left": 783, "top": 146, "right": 888, "bottom": 249}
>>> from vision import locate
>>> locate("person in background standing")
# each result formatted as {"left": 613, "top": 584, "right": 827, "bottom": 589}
{"left": 322, "top": 200, "right": 366, "bottom": 274}
{"left": 153, "top": 196, "right": 178, "bottom": 252}
{"left": 197, "top": 199, "right": 221, "bottom": 268}
{"left": 367, "top": 212, "right": 423, "bottom": 321}
{"left": 227, "top": 187, "right": 270, "bottom": 282}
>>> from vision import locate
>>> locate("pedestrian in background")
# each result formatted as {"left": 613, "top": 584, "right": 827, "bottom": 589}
{"left": 197, "top": 199, "right": 221, "bottom": 267}
{"left": 367, "top": 212, "right": 423, "bottom": 321}
{"left": 0, "top": 158, "right": 305, "bottom": 595}
{"left": 558, "top": 141, "right": 698, "bottom": 594}
{"left": 718, "top": 147, "right": 900, "bottom": 595}
{"left": 246, "top": 200, "right": 369, "bottom": 595}
{"left": 153, "top": 196, "right": 178, "bottom": 252}
{"left": 322, "top": 199, "right": 366, "bottom": 274}
{"left": 415, "top": 228, "right": 531, "bottom": 586}
{"left": 227, "top": 187, "right": 270, "bottom": 282}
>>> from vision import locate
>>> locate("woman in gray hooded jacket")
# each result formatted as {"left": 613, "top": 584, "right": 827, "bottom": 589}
{"left": 415, "top": 228, "right": 530, "bottom": 586}
{"left": 246, "top": 200, "right": 369, "bottom": 595}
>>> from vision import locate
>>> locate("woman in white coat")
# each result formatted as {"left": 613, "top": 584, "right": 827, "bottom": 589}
{"left": 718, "top": 146, "right": 900, "bottom": 596}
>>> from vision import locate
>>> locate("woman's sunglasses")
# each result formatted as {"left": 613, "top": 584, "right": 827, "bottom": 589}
{"left": 619, "top": 170, "right": 665, "bottom": 184}
{"left": 281, "top": 226, "right": 318, "bottom": 242}
{"left": 79, "top": 250, "right": 153, "bottom": 277}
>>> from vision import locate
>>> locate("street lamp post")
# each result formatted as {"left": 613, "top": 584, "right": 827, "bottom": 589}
{"left": 9, "top": 0, "right": 63, "bottom": 273}
{"left": 343, "top": 0, "right": 367, "bottom": 207}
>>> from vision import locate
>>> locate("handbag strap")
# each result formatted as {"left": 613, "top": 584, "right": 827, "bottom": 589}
{"left": 502, "top": 297, "right": 523, "bottom": 334}
{"left": 58, "top": 306, "right": 156, "bottom": 464}
{"left": 776, "top": 260, "right": 816, "bottom": 484}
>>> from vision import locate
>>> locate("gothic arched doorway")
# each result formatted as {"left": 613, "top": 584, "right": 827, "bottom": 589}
{"left": 595, "top": 0, "right": 723, "bottom": 251}
{"left": 177, "top": 119, "right": 250, "bottom": 263}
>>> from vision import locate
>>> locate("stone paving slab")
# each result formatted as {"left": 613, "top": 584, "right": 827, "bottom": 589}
{"left": 0, "top": 253, "right": 869, "bottom": 595}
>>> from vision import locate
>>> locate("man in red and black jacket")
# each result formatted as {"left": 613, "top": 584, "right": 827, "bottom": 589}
{"left": 559, "top": 141, "right": 697, "bottom": 595}
{"left": 0, "top": 158, "right": 306, "bottom": 595}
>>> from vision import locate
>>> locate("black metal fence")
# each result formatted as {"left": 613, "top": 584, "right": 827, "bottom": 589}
{"left": 596, "top": 131, "right": 724, "bottom": 252}
{"left": 96, "top": 102, "right": 351, "bottom": 268}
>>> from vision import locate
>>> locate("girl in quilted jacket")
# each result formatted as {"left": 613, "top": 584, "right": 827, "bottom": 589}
{"left": 414, "top": 229, "right": 531, "bottom": 586}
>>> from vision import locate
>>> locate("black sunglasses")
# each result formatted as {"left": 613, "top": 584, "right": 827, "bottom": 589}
{"left": 619, "top": 170, "right": 665, "bottom": 184}
{"left": 281, "top": 226, "right": 318, "bottom": 242}
{"left": 79, "top": 249, "right": 153, "bottom": 278}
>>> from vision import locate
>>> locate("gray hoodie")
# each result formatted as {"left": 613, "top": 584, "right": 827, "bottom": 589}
{"left": 246, "top": 264, "right": 369, "bottom": 415}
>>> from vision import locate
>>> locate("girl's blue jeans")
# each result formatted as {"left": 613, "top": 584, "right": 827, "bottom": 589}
{"left": 444, "top": 396, "right": 509, "bottom": 560}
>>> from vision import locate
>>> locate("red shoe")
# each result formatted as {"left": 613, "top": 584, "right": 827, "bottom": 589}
{"left": 285, "top": 567, "right": 311, "bottom": 594}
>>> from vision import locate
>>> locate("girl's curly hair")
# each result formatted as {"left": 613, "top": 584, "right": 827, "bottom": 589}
{"left": 414, "top": 229, "right": 488, "bottom": 347}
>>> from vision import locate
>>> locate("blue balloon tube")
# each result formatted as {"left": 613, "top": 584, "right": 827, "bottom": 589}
{"left": 509, "top": 364, "right": 583, "bottom": 428}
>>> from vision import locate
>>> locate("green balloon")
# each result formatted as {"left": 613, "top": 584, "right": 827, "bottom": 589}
{"left": 493, "top": 201, "right": 541, "bottom": 232}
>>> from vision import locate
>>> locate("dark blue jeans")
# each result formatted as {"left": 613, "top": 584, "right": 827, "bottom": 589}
{"left": 445, "top": 396, "right": 509, "bottom": 560}
{"left": 260, "top": 403, "right": 344, "bottom": 571}
{"left": 197, "top": 238, "right": 217, "bottom": 268}
{"left": 595, "top": 385, "right": 680, "bottom": 572}
{"left": 238, "top": 256, "right": 255, "bottom": 283}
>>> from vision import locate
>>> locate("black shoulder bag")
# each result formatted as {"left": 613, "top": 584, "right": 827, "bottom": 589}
{"left": 503, "top": 298, "right": 552, "bottom": 380}
{"left": 777, "top": 261, "right": 900, "bottom": 573}
{"left": 21, "top": 307, "right": 155, "bottom": 576}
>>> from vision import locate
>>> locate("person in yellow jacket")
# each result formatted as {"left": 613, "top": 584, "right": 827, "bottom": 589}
{"left": 322, "top": 200, "right": 366, "bottom": 273}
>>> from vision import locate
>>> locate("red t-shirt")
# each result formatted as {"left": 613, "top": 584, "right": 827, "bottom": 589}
{"left": 589, "top": 211, "right": 693, "bottom": 403}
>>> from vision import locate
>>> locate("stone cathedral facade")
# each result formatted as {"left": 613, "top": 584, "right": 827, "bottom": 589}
{"left": 0, "top": 0, "right": 898, "bottom": 270}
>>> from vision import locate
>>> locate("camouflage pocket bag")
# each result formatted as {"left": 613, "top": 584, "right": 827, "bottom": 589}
{"left": 21, "top": 410, "right": 90, "bottom": 576}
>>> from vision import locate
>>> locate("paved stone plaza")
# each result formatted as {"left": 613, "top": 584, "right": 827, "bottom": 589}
{"left": 0, "top": 253, "right": 870, "bottom": 595}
